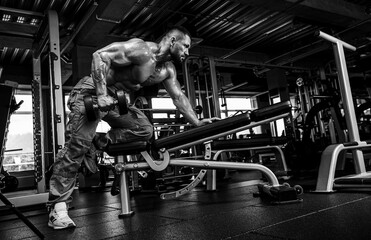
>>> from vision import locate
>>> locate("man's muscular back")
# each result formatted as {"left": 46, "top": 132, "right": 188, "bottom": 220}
{"left": 94, "top": 39, "right": 173, "bottom": 93}
{"left": 92, "top": 28, "right": 191, "bottom": 114}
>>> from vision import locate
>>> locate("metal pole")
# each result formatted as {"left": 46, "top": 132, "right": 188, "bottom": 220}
{"left": 313, "top": 81, "right": 326, "bottom": 137}
{"left": 32, "top": 56, "right": 46, "bottom": 193}
{"left": 318, "top": 31, "right": 365, "bottom": 173}
{"left": 209, "top": 57, "right": 221, "bottom": 118}
{"left": 48, "top": 10, "right": 65, "bottom": 159}
{"left": 182, "top": 57, "right": 197, "bottom": 107}
{"left": 333, "top": 42, "right": 365, "bottom": 173}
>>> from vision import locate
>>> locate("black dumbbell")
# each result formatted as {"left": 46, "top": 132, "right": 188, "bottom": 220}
{"left": 84, "top": 90, "right": 128, "bottom": 121}
{"left": 194, "top": 105, "right": 203, "bottom": 114}
{"left": 1, "top": 175, "right": 19, "bottom": 192}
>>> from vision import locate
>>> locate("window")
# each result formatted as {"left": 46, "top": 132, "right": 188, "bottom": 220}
{"left": 219, "top": 97, "right": 253, "bottom": 118}
{"left": 3, "top": 92, "right": 34, "bottom": 172}
{"left": 271, "top": 96, "right": 285, "bottom": 137}
{"left": 151, "top": 97, "right": 261, "bottom": 138}
{"left": 151, "top": 98, "right": 176, "bottom": 119}
{"left": 220, "top": 97, "right": 261, "bottom": 137}
{"left": 151, "top": 98, "right": 178, "bottom": 139}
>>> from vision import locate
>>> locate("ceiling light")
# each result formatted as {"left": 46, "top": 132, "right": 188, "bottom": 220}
{"left": 2, "top": 14, "right": 11, "bottom": 21}
{"left": 16, "top": 16, "right": 25, "bottom": 23}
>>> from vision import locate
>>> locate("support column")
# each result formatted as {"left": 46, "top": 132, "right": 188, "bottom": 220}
{"left": 266, "top": 68, "right": 290, "bottom": 137}
{"left": 207, "top": 57, "right": 221, "bottom": 189}
{"left": 32, "top": 57, "right": 46, "bottom": 193}
{"left": 182, "top": 58, "right": 197, "bottom": 107}
{"left": 48, "top": 10, "right": 65, "bottom": 159}
{"left": 333, "top": 42, "right": 365, "bottom": 173}
{"left": 209, "top": 57, "right": 221, "bottom": 118}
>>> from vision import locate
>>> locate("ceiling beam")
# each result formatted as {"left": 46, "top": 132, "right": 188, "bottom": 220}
{"left": 191, "top": 45, "right": 269, "bottom": 63}
{"left": 235, "top": 0, "right": 369, "bottom": 27}
{"left": 0, "top": 22, "right": 38, "bottom": 37}
{"left": 0, "top": 21, "right": 38, "bottom": 49}
{"left": 60, "top": 2, "right": 98, "bottom": 54}
{"left": 0, "top": 6, "right": 43, "bottom": 18}
{"left": 0, "top": 34, "right": 33, "bottom": 49}
{"left": 260, "top": 16, "right": 371, "bottom": 73}
{"left": 76, "top": 0, "right": 138, "bottom": 47}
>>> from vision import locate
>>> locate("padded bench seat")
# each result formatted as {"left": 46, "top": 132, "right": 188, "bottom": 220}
{"left": 105, "top": 101, "right": 291, "bottom": 156}
{"left": 106, "top": 141, "right": 148, "bottom": 156}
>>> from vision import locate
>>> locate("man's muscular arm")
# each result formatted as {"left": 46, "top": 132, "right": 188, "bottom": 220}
{"left": 163, "top": 62, "right": 215, "bottom": 127}
{"left": 91, "top": 48, "right": 111, "bottom": 97}
{"left": 91, "top": 39, "right": 150, "bottom": 110}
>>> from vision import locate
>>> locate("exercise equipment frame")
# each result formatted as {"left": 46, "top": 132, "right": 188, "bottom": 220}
{"left": 106, "top": 102, "right": 300, "bottom": 217}
{"left": 314, "top": 31, "right": 371, "bottom": 192}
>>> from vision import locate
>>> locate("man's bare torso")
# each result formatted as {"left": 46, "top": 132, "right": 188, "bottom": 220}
{"left": 105, "top": 41, "right": 171, "bottom": 93}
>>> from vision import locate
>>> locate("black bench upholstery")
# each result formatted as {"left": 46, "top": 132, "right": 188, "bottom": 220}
{"left": 154, "top": 101, "right": 291, "bottom": 150}
{"left": 105, "top": 101, "right": 291, "bottom": 155}
{"left": 249, "top": 101, "right": 291, "bottom": 121}
{"left": 106, "top": 141, "right": 148, "bottom": 156}
{"left": 153, "top": 112, "right": 251, "bottom": 150}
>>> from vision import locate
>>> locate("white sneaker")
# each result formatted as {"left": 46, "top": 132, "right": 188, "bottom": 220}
{"left": 48, "top": 202, "right": 76, "bottom": 229}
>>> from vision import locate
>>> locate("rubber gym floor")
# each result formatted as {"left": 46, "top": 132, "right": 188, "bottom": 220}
{"left": 1, "top": 170, "right": 371, "bottom": 240}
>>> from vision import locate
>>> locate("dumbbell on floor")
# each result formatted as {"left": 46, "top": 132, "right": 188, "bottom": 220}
{"left": 84, "top": 90, "right": 128, "bottom": 121}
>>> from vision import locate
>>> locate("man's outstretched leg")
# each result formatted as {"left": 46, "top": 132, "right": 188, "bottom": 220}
{"left": 47, "top": 81, "right": 100, "bottom": 229}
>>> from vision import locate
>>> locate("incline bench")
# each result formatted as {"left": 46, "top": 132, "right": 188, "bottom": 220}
{"left": 105, "top": 101, "right": 302, "bottom": 217}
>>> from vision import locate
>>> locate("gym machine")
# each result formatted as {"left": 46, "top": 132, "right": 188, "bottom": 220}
{"left": 290, "top": 69, "right": 352, "bottom": 174}
{"left": 314, "top": 31, "right": 371, "bottom": 192}
{"left": 0, "top": 82, "right": 44, "bottom": 239}
{"left": 356, "top": 101, "right": 371, "bottom": 141}
{"left": 0, "top": 10, "right": 66, "bottom": 208}
{"left": 183, "top": 56, "right": 293, "bottom": 184}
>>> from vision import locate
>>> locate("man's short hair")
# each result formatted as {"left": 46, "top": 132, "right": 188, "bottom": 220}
{"left": 166, "top": 26, "right": 192, "bottom": 39}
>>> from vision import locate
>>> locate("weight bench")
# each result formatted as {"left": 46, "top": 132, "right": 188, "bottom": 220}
{"left": 206, "top": 136, "right": 290, "bottom": 191}
{"left": 105, "top": 101, "right": 302, "bottom": 217}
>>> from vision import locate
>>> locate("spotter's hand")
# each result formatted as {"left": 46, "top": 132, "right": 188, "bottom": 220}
{"left": 97, "top": 95, "right": 115, "bottom": 112}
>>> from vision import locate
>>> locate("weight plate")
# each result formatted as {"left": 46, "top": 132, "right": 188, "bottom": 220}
{"left": 116, "top": 90, "right": 128, "bottom": 115}
{"left": 84, "top": 95, "right": 97, "bottom": 121}
{"left": 194, "top": 105, "right": 203, "bottom": 114}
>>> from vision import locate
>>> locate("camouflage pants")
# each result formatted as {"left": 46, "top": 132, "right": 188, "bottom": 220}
{"left": 47, "top": 77, "right": 153, "bottom": 208}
